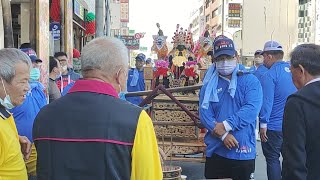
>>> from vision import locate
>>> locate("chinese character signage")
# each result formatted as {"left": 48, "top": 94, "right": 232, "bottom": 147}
{"left": 116, "top": 35, "right": 140, "bottom": 50}
{"left": 50, "top": 22, "right": 61, "bottom": 40}
{"left": 228, "top": 19, "right": 241, "bottom": 28}
{"left": 120, "top": 0, "right": 129, "bottom": 22}
{"left": 121, "top": 27, "right": 129, "bottom": 35}
{"left": 228, "top": 3, "right": 241, "bottom": 18}
{"left": 74, "top": 0, "right": 85, "bottom": 20}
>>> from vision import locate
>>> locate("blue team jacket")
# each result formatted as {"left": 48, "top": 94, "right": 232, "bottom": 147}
{"left": 259, "top": 61, "right": 297, "bottom": 131}
{"left": 249, "top": 65, "right": 257, "bottom": 73}
{"left": 10, "top": 81, "right": 47, "bottom": 143}
{"left": 199, "top": 71, "right": 263, "bottom": 160}
{"left": 254, "top": 64, "right": 268, "bottom": 82}
{"left": 126, "top": 68, "right": 145, "bottom": 105}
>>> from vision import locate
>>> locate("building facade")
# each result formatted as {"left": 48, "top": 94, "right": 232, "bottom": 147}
{"left": 189, "top": 0, "right": 204, "bottom": 40}
{"left": 241, "top": 0, "right": 298, "bottom": 65}
{"left": 204, "top": 0, "right": 242, "bottom": 39}
{"left": 110, "top": 0, "right": 129, "bottom": 37}
{"left": 298, "top": 0, "right": 320, "bottom": 44}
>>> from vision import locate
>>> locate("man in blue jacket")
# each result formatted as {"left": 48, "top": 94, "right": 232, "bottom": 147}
{"left": 252, "top": 50, "right": 268, "bottom": 141}
{"left": 252, "top": 50, "right": 268, "bottom": 79}
{"left": 126, "top": 53, "right": 146, "bottom": 105}
{"left": 259, "top": 41, "right": 297, "bottom": 180}
{"left": 10, "top": 48, "right": 47, "bottom": 178}
{"left": 199, "top": 36, "right": 263, "bottom": 180}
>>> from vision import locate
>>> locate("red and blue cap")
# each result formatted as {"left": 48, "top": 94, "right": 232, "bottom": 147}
{"left": 213, "top": 35, "right": 236, "bottom": 58}
{"left": 20, "top": 48, "right": 42, "bottom": 63}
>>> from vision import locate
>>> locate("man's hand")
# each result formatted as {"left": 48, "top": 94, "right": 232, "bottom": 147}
{"left": 19, "top": 136, "right": 32, "bottom": 160}
{"left": 213, "top": 122, "right": 227, "bottom": 137}
{"left": 223, "top": 134, "right": 239, "bottom": 150}
{"left": 260, "top": 128, "right": 268, "bottom": 142}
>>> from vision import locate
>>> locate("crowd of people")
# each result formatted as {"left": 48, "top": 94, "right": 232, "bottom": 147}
{"left": 0, "top": 35, "right": 319, "bottom": 180}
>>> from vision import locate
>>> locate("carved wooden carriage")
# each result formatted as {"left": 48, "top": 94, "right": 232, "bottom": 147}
{"left": 152, "top": 95, "right": 206, "bottom": 162}
{"left": 126, "top": 84, "right": 206, "bottom": 162}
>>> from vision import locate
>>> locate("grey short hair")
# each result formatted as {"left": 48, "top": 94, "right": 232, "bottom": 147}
{"left": 290, "top": 44, "right": 320, "bottom": 76}
{"left": 0, "top": 48, "right": 32, "bottom": 83}
{"left": 81, "top": 37, "right": 128, "bottom": 76}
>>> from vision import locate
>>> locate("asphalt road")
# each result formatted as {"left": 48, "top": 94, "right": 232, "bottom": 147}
{"left": 168, "top": 142, "right": 268, "bottom": 180}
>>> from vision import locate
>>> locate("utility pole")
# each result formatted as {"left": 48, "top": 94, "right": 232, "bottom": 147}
{"left": 96, "top": 0, "right": 104, "bottom": 37}
{"left": 0, "top": 0, "right": 3, "bottom": 48}
{"left": 221, "top": 0, "right": 225, "bottom": 35}
{"left": 1, "top": 0, "right": 14, "bottom": 48}
{"left": 105, "top": 0, "right": 110, "bottom": 36}
{"left": 60, "top": 0, "right": 65, "bottom": 51}
{"left": 29, "top": 0, "right": 36, "bottom": 49}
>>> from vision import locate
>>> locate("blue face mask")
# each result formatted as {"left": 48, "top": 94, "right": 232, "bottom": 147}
{"left": 30, "top": 68, "right": 41, "bottom": 81}
{"left": 117, "top": 83, "right": 128, "bottom": 101}
{"left": 0, "top": 78, "right": 15, "bottom": 109}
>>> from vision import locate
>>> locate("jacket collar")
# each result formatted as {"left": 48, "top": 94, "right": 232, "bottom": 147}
{"left": 68, "top": 79, "right": 119, "bottom": 98}
{"left": 0, "top": 105, "right": 11, "bottom": 119}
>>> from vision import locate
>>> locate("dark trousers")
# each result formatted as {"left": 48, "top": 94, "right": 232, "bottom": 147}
{"left": 261, "top": 130, "right": 283, "bottom": 180}
{"left": 205, "top": 154, "right": 255, "bottom": 180}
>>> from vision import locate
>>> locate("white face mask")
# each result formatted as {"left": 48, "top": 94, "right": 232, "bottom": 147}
{"left": 216, "top": 59, "right": 237, "bottom": 76}
{"left": 0, "top": 78, "right": 14, "bottom": 109}
{"left": 62, "top": 65, "right": 68, "bottom": 72}
{"left": 254, "top": 57, "right": 263, "bottom": 64}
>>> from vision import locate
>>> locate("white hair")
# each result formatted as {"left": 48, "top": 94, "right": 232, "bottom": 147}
{"left": 0, "top": 48, "right": 32, "bottom": 83}
{"left": 81, "top": 37, "right": 128, "bottom": 76}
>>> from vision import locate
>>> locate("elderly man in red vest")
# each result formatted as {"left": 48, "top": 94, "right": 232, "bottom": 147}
{"left": 33, "top": 37, "right": 163, "bottom": 180}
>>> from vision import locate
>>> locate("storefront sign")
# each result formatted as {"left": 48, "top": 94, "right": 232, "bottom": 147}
{"left": 229, "top": 3, "right": 241, "bottom": 18}
{"left": 121, "top": 27, "right": 129, "bottom": 35}
{"left": 116, "top": 35, "right": 139, "bottom": 50}
{"left": 49, "top": 22, "right": 61, "bottom": 40}
{"left": 228, "top": 19, "right": 241, "bottom": 28}
{"left": 120, "top": 0, "right": 129, "bottom": 22}
{"left": 129, "top": 29, "right": 135, "bottom": 36}
{"left": 74, "top": 0, "right": 85, "bottom": 20}
{"left": 139, "top": 46, "right": 148, "bottom": 51}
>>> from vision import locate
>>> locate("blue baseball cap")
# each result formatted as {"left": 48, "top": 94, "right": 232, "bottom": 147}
{"left": 20, "top": 48, "right": 42, "bottom": 63}
{"left": 260, "top": 41, "right": 283, "bottom": 55}
{"left": 254, "top": 50, "right": 263, "bottom": 56}
{"left": 135, "top": 53, "right": 146, "bottom": 61}
{"left": 213, "top": 36, "right": 236, "bottom": 58}
{"left": 146, "top": 58, "right": 152, "bottom": 63}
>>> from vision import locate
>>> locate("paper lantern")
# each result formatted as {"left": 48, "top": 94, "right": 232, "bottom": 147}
{"left": 50, "top": 0, "right": 60, "bottom": 22}
{"left": 85, "top": 21, "right": 96, "bottom": 35}
{"left": 73, "top": 48, "right": 80, "bottom": 58}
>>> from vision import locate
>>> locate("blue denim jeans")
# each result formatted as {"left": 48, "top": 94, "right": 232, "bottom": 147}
{"left": 261, "top": 130, "right": 283, "bottom": 180}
